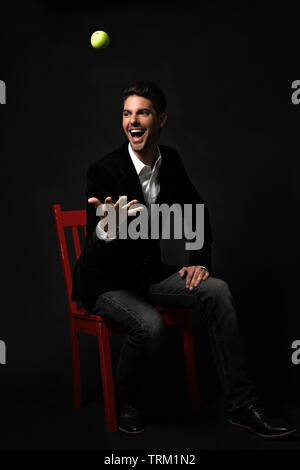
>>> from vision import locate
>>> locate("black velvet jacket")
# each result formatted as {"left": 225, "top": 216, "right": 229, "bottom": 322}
{"left": 71, "top": 142, "right": 213, "bottom": 310}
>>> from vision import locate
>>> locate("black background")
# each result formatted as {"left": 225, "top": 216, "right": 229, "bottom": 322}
{"left": 1, "top": 0, "right": 299, "bottom": 450}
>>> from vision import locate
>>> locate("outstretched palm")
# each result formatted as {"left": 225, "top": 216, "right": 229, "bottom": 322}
{"left": 88, "top": 195, "right": 144, "bottom": 235}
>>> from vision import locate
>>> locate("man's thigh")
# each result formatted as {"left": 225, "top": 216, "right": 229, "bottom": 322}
{"left": 147, "top": 271, "right": 225, "bottom": 310}
{"left": 90, "top": 289, "right": 163, "bottom": 333}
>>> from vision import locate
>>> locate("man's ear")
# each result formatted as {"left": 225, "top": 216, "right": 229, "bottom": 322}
{"left": 159, "top": 112, "right": 167, "bottom": 129}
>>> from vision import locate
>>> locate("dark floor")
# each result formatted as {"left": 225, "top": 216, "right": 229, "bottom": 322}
{"left": 1, "top": 384, "right": 299, "bottom": 451}
{"left": 1, "top": 327, "right": 299, "bottom": 452}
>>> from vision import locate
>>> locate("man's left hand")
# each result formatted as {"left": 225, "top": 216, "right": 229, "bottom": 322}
{"left": 178, "top": 266, "right": 210, "bottom": 290}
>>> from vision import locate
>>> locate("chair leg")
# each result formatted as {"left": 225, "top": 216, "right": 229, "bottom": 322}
{"left": 183, "top": 315, "right": 200, "bottom": 410}
{"left": 70, "top": 329, "right": 82, "bottom": 408}
{"left": 97, "top": 324, "right": 118, "bottom": 433}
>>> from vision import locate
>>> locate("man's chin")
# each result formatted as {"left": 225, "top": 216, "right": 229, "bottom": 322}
{"left": 130, "top": 141, "right": 145, "bottom": 152}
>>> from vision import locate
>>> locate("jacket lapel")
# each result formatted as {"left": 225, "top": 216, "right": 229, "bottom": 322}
{"left": 156, "top": 147, "right": 175, "bottom": 205}
{"left": 118, "top": 142, "right": 147, "bottom": 206}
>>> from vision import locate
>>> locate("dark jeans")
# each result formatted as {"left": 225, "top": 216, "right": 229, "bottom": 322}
{"left": 90, "top": 272, "right": 258, "bottom": 413}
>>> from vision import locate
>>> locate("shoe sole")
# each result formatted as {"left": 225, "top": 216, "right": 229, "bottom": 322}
{"left": 229, "top": 419, "right": 297, "bottom": 439}
{"left": 118, "top": 425, "right": 145, "bottom": 434}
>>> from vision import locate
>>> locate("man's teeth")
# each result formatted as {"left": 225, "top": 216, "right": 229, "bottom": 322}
{"left": 130, "top": 129, "right": 145, "bottom": 136}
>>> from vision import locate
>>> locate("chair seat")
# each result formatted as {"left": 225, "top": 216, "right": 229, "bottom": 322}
{"left": 72, "top": 309, "right": 104, "bottom": 322}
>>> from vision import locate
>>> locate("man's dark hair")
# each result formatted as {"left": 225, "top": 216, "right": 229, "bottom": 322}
{"left": 122, "top": 81, "right": 167, "bottom": 115}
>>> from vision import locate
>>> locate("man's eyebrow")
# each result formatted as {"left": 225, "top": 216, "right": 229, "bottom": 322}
{"left": 123, "top": 108, "right": 151, "bottom": 113}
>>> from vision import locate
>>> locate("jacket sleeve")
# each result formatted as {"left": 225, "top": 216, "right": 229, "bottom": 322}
{"left": 172, "top": 151, "right": 213, "bottom": 272}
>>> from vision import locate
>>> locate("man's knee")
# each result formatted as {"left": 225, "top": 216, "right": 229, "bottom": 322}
{"left": 130, "top": 310, "right": 164, "bottom": 342}
{"left": 203, "top": 277, "right": 231, "bottom": 299}
{"left": 197, "top": 276, "right": 235, "bottom": 325}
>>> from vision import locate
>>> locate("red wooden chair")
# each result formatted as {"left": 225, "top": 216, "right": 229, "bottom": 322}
{"left": 53, "top": 203, "right": 200, "bottom": 432}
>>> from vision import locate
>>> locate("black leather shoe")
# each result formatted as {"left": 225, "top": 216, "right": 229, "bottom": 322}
{"left": 118, "top": 403, "right": 144, "bottom": 434}
{"left": 229, "top": 401, "right": 296, "bottom": 439}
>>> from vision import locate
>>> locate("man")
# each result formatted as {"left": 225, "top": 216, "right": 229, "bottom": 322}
{"left": 72, "top": 81, "right": 295, "bottom": 438}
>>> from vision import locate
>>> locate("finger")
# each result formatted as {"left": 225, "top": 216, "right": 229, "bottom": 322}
{"left": 189, "top": 267, "right": 203, "bottom": 289}
{"left": 199, "top": 269, "right": 210, "bottom": 280}
{"left": 186, "top": 267, "right": 196, "bottom": 288}
{"left": 124, "top": 199, "right": 144, "bottom": 216}
{"left": 100, "top": 197, "right": 113, "bottom": 215}
{"left": 88, "top": 197, "right": 102, "bottom": 206}
{"left": 191, "top": 269, "right": 206, "bottom": 289}
{"left": 195, "top": 267, "right": 209, "bottom": 283}
{"left": 114, "top": 195, "right": 128, "bottom": 208}
{"left": 194, "top": 269, "right": 210, "bottom": 287}
{"left": 179, "top": 267, "right": 187, "bottom": 278}
{"left": 123, "top": 199, "right": 139, "bottom": 210}
{"left": 128, "top": 206, "right": 144, "bottom": 215}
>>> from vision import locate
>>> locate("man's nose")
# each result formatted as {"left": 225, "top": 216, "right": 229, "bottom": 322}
{"left": 130, "top": 115, "right": 140, "bottom": 126}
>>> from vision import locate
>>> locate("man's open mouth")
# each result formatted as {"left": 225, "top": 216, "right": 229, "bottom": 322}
{"left": 129, "top": 128, "right": 146, "bottom": 143}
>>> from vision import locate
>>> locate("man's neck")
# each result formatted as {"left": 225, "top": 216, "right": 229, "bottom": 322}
{"left": 131, "top": 145, "right": 159, "bottom": 168}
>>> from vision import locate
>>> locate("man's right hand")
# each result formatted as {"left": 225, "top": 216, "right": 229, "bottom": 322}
{"left": 88, "top": 196, "right": 144, "bottom": 233}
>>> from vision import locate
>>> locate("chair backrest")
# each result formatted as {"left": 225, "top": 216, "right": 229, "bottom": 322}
{"left": 53, "top": 204, "right": 86, "bottom": 314}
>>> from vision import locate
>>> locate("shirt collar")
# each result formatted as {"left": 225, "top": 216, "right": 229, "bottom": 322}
{"left": 128, "top": 143, "right": 161, "bottom": 176}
